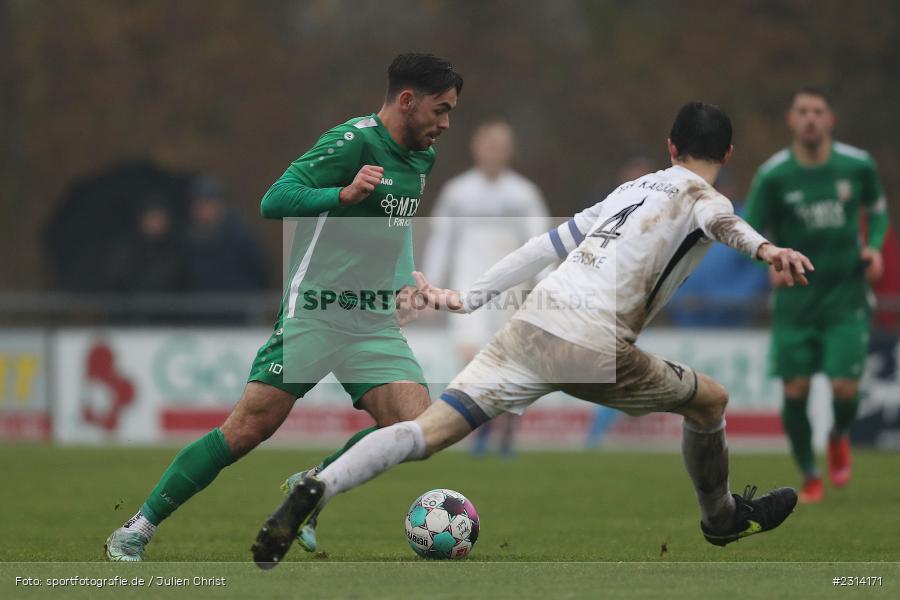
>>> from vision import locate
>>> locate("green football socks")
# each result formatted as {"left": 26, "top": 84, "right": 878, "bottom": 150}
{"left": 832, "top": 392, "right": 859, "bottom": 436}
{"left": 781, "top": 394, "right": 816, "bottom": 476}
{"left": 141, "top": 428, "right": 235, "bottom": 525}
{"left": 317, "top": 426, "right": 379, "bottom": 471}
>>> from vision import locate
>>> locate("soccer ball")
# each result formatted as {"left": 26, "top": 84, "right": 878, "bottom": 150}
{"left": 404, "top": 488, "right": 480, "bottom": 559}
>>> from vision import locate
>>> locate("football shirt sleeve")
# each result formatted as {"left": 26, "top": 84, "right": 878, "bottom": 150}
{"left": 460, "top": 199, "right": 604, "bottom": 313}
{"left": 546, "top": 199, "right": 605, "bottom": 259}
{"left": 743, "top": 170, "right": 774, "bottom": 234}
{"left": 260, "top": 128, "right": 364, "bottom": 218}
{"left": 861, "top": 157, "right": 888, "bottom": 250}
{"left": 693, "top": 193, "right": 769, "bottom": 259}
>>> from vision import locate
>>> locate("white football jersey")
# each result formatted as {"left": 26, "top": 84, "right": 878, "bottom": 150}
{"left": 463, "top": 165, "right": 767, "bottom": 353}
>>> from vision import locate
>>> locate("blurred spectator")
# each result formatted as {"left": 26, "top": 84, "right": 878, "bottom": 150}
{"left": 106, "top": 198, "right": 186, "bottom": 293}
{"left": 43, "top": 160, "right": 191, "bottom": 292}
{"left": 423, "top": 120, "right": 550, "bottom": 457}
{"left": 668, "top": 170, "right": 769, "bottom": 327}
{"left": 185, "top": 176, "right": 270, "bottom": 293}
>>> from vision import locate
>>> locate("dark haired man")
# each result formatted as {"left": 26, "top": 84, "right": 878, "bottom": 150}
{"left": 106, "top": 53, "right": 462, "bottom": 561}
{"left": 745, "top": 88, "right": 888, "bottom": 503}
{"left": 254, "top": 102, "right": 810, "bottom": 566}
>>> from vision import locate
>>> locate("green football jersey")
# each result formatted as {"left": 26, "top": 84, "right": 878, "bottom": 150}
{"left": 260, "top": 114, "right": 435, "bottom": 332}
{"left": 745, "top": 141, "right": 888, "bottom": 321}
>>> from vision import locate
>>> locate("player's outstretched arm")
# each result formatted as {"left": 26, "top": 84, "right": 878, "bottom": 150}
{"left": 414, "top": 200, "right": 606, "bottom": 314}
{"left": 412, "top": 231, "right": 557, "bottom": 314}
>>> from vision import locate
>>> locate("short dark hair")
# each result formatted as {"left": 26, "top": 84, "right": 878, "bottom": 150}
{"left": 790, "top": 86, "right": 833, "bottom": 107}
{"left": 669, "top": 102, "right": 733, "bottom": 163}
{"left": 386, "top": 53, "right": 463, "bottom": 100}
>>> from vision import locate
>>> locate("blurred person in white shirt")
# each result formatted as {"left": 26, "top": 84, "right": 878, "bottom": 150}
{"left": 422, "top": 120, "right": 550, "bottom": 456}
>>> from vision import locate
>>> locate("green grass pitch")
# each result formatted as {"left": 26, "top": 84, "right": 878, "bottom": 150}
{"left": 1, "top": 444, "right": 898, "bottom": 599}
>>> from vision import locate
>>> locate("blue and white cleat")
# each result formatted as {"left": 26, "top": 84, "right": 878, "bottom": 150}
{"left": 105, "top": 527, "right": 150, "bottom": 561}
{"left": 282, "top": 471, "right": 322, "bottom": 553}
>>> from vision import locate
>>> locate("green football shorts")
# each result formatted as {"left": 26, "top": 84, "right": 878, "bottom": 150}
{"left": 769, "top": 308, "right": 870, "bottom": 380}
{"left": 247, "top": 318, "right": 427, "bottom": 405}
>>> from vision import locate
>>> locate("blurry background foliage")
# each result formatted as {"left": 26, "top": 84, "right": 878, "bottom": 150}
{"left": 1, "top": 0, "right": 897, "bottom": 289}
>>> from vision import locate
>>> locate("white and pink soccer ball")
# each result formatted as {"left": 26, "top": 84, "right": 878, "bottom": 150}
{"left": 404, "top": 489, "right": 480, "bottom": 559}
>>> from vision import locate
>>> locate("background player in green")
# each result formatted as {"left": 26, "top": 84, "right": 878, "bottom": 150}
{"left": 105, "top": 53, "right": 462, "bottom": 561}
{"left": 744, "top": 87, "right": 888, "bottom": 503}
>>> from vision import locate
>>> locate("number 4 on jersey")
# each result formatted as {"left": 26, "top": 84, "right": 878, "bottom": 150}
{"left": 588, "top": 198, "right": 646, "bottom": 247}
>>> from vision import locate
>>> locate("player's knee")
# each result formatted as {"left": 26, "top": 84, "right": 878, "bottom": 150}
{"left": 704, "top": 382, "right": 729, "bottom": 423}
{"left": 831, "top": 379, "right": 858, "bottom": 401}
{"left": 363, "top": 383, "right": 431, "bottom": 426}
{"left": 221, "top": 413, "right": 280, "bottom": 458}
{"left": 689, "top": 380, "right": 728, "bottom": 429}
{"left": 784, "top": 378, "right": 811, "bottom": 399}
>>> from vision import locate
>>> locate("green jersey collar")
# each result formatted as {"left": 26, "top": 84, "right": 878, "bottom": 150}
{"left": 372, "top": 113, "right": 417, "bottom": 156}
{"left": 789, "top": 142, "right": 834, "bottom": 170}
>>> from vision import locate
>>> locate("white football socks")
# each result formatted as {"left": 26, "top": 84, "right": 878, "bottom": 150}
{"left": 318, "top": 421, "right": 426, "bottom": 502}
{"left": 123, "top": 510, "right": 157, "bottom": 540}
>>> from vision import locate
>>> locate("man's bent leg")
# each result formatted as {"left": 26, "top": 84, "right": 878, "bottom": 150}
{"left": 672, "top": 372, "right": 798, "bottom": 545}
{"left": 252, "top": 397, "right": 474, "bottom": 567}
{"left": 318, "top": 397, "right": 473, "bottom": 502}
{"left": 284, "top": 381, "right": 431, "bottom": 551}
{"left": 672, "top": 373, "right": 735, "bottom": 532}
{"left": 142, "top": 381, "right": 295, "bottom": 524}
{"left": 107, "top": 383, "right": 294, "bottom": 561}
{"left": 315, "top": 380, "right": 430, "bottom": 469}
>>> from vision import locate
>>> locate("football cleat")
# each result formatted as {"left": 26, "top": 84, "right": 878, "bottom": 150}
{"left": 799, "top": 476, "right": 824, "bottom": 503}
{"left": 105, "top": 527, "right": 150, "bottom": 562}
{"left": 253, "top": 476, "right": 325, "bottom": 569}
{"left": 701, "top": 485, "right": 797, "bottom": 547}
{"left": 281, "top": 471, "right": 321, "bottom": 552}
{"left": 827, "top": 435, "right": 852, "bottom": 488}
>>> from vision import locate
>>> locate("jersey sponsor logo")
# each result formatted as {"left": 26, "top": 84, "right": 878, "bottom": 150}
{"left": 795, "top": 201, "right": 845, "bottom": 229}
{"left": 380, "top": 177, "right": 393, "bottom": 186}
{"left": 588, "top": 198, "right": 646, "bottom": 248}
{"left": 381, "top": 193, "right": 419, "bottom": 227}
